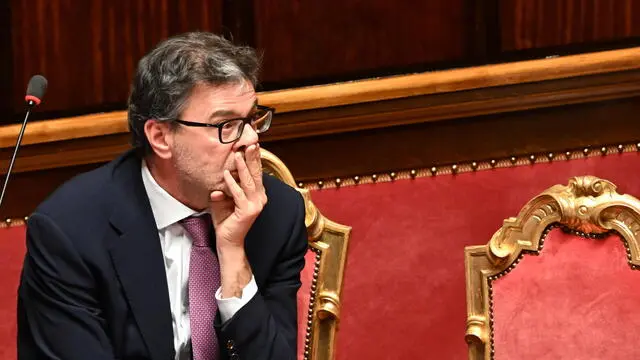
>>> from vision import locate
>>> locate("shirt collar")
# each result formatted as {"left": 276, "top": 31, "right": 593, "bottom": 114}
{"left": 141, "top": 159, "right": 199, "bottom": 230}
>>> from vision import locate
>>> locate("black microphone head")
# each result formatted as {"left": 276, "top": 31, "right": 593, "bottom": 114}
{"left": 25, "top": 75, "right": 48, "bottom": 106}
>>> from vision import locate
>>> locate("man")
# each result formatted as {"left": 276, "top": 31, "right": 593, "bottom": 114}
{"left": 17, "top": 32, "right": 308, "bottom": 360}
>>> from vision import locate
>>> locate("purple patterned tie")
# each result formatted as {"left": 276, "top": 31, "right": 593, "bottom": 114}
{"left": 180, "top": 215, "right": 220, "bottom": 360}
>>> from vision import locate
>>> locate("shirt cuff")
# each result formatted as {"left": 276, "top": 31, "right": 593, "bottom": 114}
{"left": 215, "top": 275, "right": 258, "bottom": 324}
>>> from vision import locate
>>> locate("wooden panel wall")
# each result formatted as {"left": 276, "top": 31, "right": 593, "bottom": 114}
{"left": 253, "top": 0, "right": 470, "bottom": 84}
{"left": 4, "top": 0, "right": 640, "bottom": 125}
{"left": 0, "top": 0, "right": 12, "bottom": 121}
{"left": 5, "top": 0, "right": 223, "bottom": 121}
{"left": 501, "top": 0, "right": 640, "bottom": 51}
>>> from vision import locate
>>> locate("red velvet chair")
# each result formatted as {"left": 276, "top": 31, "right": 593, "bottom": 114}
{"left": 0, "top": 222, "right": 26, "bottom": 360}
{"left": 261, "top": 149, "right": 351, "bottom": 360}
{"left": 465, "top": 175, "right": 640, "bottom": 359}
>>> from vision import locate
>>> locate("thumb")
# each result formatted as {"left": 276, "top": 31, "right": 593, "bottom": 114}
{"left": 209, "top": 191, "right": 234, "bottom": 226}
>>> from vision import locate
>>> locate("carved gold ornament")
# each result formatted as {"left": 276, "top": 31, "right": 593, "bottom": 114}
{"left": 261, "top": 148, "right": 351, "bottom": 360}
{"left": 465, "top": 175, "right": 640, "bottom": 359}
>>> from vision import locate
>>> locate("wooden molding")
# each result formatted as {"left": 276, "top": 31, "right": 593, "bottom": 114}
{"left": 1, "top": 46, "right": 640, "bottom": 149}
{"left": 0, "top": 112, "right": 130, "bottom": 148}
{"left": 263, "top": 47, "right": 640, "bottom": 113}
{"left": 265, "top": 71, "right": 640, "bottom": 141}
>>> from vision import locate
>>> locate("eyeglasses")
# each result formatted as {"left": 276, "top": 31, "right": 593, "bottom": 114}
{"left": 173, "top": 105, "right": 274, "bottom": 144}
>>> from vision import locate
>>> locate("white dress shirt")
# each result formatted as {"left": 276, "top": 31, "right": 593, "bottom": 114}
{"left": 140, "top": 160, "right": 258, "bottom": 359}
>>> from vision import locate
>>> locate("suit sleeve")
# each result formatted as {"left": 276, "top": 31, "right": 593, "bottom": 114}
{"left": 215, "top": 192, "right": 308, "bottom": 360}
{"left": 18, "top": 213, "right": 116, "bottom": 360}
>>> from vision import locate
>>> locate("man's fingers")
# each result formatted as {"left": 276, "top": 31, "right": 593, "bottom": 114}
{"left": 246, "top": 145, "right": 264, "bottom": 192}
{"left": 210, "top": 190, "right": 227, "bottom": 202}
{"left": 246, "top": 145, "right": 266, "bottom": 206}
{"left": 223, "top": 169, "right": 248, "bottom": 205}
{"left": 235, "top": 151, "right": 256, "bottom": 194}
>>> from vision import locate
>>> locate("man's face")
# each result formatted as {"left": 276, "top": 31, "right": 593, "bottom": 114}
{"left": 168, "top": 81, "right": 259, "bottom": 201}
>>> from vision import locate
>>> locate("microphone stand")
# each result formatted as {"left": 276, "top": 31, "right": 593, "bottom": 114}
{"left": 0, "top": 104, "right": 34, "bottom": 209}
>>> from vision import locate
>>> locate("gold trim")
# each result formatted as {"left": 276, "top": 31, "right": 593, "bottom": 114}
{"left": 302, "top": 142, "right": 640, "bottom": 190}
{"left": 0, "top": 217, "right": 27, "bottom": 228}
{"left": 465, "top": 176, "right": 640, "bottom": 359}
{"left": 261, "top": 148, "right": 351, "bottom": 360}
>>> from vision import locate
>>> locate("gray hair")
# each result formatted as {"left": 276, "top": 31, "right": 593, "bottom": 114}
{"left": 127, "top": 32, "right": 261, "bottom": 155}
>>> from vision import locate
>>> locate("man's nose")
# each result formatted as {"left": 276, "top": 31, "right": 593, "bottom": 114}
{"left": 234, "top": 123, "right": 259, "bottom": 150}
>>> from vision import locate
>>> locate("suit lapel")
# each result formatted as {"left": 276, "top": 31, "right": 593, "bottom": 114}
{"left": 106, "top": 152, "right": 174, "bottom": 360}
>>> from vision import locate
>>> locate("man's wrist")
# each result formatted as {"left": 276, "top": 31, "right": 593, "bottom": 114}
{"left": 215, "top": 275, "right": 258, "bottom": 323}
{"left": 217, "top": 246, "right": 253, "bottom": 299}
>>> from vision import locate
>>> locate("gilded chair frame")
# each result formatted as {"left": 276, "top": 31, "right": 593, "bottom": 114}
{"left": 261, "top": 148, "right": 351, "bottom": 360}
{"left": 464, "top": 176, "right": 640, "bottom": 360}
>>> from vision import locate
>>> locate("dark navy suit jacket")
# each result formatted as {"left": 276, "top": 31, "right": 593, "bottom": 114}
{"left": 17, "top": 150, "right": 308, "bottom": 360}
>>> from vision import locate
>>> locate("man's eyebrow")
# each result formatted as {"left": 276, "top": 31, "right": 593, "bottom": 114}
{"left": 209, "top": 109, "right": 241, "bottom": 120}
{"left": 208, "top": 100, "right": 258, "bottom": 120}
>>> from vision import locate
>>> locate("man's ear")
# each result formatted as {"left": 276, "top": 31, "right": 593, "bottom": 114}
{"left": 144, "top": 119, "right": 173, "bottom": 159}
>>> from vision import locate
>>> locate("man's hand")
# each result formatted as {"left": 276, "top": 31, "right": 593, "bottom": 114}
{"left": 209, "top": 144, "right": 267, "bottom": 298}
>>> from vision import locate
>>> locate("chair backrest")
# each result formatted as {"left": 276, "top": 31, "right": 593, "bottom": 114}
{"left": 261, "top": 149, "right": 351, "bottom": 360}
{"left": 465, "top": 175, "right": 640, "bottom": 359}
{"left": 0, "top": 223, "right": 26, "bottom": 360}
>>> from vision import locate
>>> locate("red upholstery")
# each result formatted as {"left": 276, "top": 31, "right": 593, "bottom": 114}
{"left": 492, "top": 228, "right": 640, "bottom": 359}
{"left": 309, "top": 152, "right": 640, "bottom": 360}
{"left": 0, "top": 225, "right": 26, "bottom": 360}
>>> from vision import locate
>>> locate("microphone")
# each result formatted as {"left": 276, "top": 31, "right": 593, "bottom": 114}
{"left": 0, "top": 75, "right": 48, "bottom": 210}
{"left": 25, "top": 75, "right": 48, "bottom": 106}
